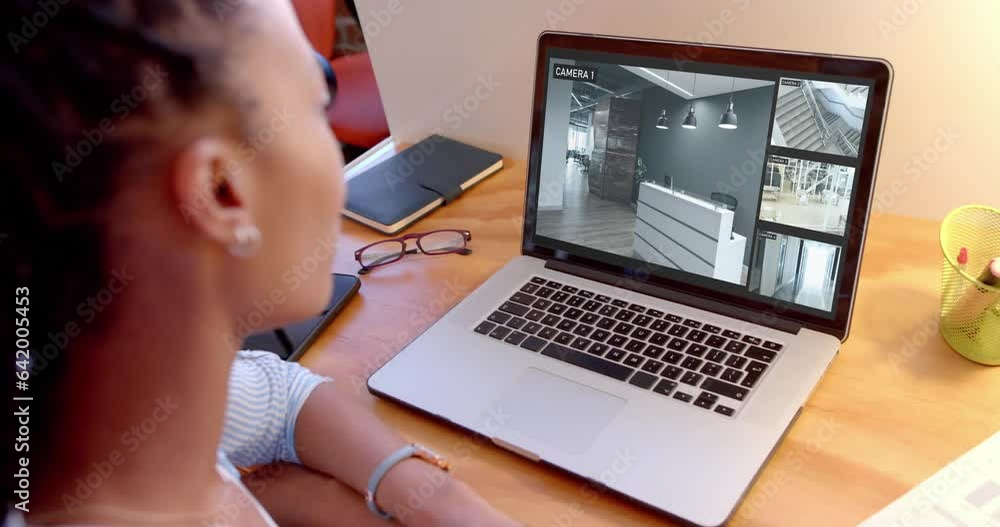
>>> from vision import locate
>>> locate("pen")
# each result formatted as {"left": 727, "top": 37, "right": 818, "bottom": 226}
{"left": 943, "top": 252, "right": 993, "bottom": 326}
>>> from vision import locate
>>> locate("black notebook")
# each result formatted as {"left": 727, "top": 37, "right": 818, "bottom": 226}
{"left": 343, "top": 135, "right": 503, "bottom": 234}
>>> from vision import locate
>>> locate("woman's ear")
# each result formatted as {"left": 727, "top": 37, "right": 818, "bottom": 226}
{"left": 172, "top": 138, "right": 260, "bottom": 255}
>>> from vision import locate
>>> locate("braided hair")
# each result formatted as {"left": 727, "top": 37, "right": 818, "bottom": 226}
{"left": 1, "top": 0, "right": 252, "bottom": 506}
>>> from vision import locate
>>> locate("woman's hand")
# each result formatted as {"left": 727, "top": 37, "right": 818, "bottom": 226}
{"left": 243, "top": 463, "right": 394, "bottom": 526}
{"left": 244, "top": 461, "right": 519, "bottom": 527}
{"left": 394, "top": 471, "right": 521, "bottom": 527}
{"left": 295, "top": 383, "right": 522, "bottom": 525}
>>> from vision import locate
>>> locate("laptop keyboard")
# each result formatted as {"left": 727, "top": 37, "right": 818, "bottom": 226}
{"left": 473, "top": 276, "right": 785, "bottom": 418}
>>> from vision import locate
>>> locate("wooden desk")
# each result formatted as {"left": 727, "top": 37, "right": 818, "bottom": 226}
{"left": 302, "top": 160, "right": 1000, "bottom": 526}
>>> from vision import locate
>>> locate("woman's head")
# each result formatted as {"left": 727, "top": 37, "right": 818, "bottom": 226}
{"left": 3, "top": 0, "right": 345, "bottom": 334}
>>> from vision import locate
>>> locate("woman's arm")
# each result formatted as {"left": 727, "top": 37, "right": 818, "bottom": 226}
{"left": 220, "top": 350, "right": 331, "bottom": 467}
{"left": 241, "top": 462, "right": 393, "bottom": 527}
{"left": 294, "top": 381, "right": 519, "bottom": 527}
{"left": 221, "top": 351, "right": 517, "bottom": 526}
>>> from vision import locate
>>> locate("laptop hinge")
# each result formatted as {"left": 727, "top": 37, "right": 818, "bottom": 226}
{"left": 490, "top": 437, "right": 541, "bottom": 462}
{"left": 545, "top": 259, "right": 803, "bottom": 335}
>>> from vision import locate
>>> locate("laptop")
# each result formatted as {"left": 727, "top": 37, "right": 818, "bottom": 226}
{"left": 369, "top": 32, "right": 891, "bottom": 526}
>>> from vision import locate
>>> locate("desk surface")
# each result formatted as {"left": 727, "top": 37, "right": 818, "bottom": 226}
{"left": 303, "top": 160, "right": 1000, "bottom": 526}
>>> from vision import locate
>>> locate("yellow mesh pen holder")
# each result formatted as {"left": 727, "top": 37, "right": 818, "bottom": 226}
{"left": 939, "top": 205, "right": 1000, "bottom": 365}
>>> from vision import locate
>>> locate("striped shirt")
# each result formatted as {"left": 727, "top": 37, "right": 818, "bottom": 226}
{"left": 5, "top": 351, "right": 330, "bottom": 525}
{"left": 220, "top": 350, "right": 332, "bottom": 467}
{"left": 213, "top": 350, "right": 331, "bottom": 525}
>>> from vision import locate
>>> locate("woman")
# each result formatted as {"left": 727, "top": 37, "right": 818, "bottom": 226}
{"left": 3, "top": 0, "right": 518, "bottom": 525}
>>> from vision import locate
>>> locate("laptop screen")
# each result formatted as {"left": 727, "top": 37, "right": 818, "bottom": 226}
{"left": 533, "top": 47, "right": 878, "bottom": 320}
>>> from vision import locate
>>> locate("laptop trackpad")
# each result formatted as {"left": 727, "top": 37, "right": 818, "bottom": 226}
{"left": 481, "top": 367, "right": 626, "bottom": 455}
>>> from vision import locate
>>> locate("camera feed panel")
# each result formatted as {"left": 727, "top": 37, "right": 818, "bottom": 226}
{"left": 748, "top": 230, "right": 843, "bottom": 312}
{"left": 759, "top": 155, "right": 857, "bottom": 237}
{"left": 537, "top": 59, "right": 776, "bottom": 287}
{"left": 770, "top": 78, "right": 870, "bottom": 158}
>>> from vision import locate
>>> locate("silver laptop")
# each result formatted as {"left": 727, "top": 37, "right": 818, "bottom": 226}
{"left": 370, "top": 32, "right": 891, "bottom": 526}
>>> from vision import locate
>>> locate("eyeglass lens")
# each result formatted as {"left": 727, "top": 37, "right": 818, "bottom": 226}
{"left": 417, "top": 231, "right": 468, "bottom": 254}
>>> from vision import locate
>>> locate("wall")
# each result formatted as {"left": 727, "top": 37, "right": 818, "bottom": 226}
{"left": 757, "top": 236, "right": 781, "bottom": 296}
{"left": 591, "top": 96, "right": 641, "bottom": 204}
{"left": 754, "top": 234, "right": 801, "bottom": 296}
{"left": 782, "top": 236, "right": 803, "bottom": 291}
{"left": 637, "top": 85, "right": 774, "bottom": 260}
{"left": 538, "top": 59, "right": 575, "bottom": 210}
{"left": 356, "top": 0, "right": 1000, "bottom": 220}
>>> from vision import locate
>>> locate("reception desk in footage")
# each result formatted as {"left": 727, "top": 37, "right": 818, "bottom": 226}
{"left": 633, "top": 182, "right": 747, "bottom": 283}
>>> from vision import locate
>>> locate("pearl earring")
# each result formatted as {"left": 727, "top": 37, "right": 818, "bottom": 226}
{"left": 228, "top": 224, "right": 262, "bottom": 258}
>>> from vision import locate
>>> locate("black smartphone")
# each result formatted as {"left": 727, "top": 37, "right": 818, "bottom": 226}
{"left": 242, "top": 273, "right": 361, "bottom": 361}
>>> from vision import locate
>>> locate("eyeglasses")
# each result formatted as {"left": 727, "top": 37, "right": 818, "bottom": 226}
{"left": 354, "top": 230, "right": 472, "bottom": 274}
{"left": 313, "top": 50, "right": 338, "bottom": 102}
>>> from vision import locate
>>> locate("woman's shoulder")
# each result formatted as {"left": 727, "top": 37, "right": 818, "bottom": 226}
{"left": 236, "top": 349, "right": 284, "bottom": 363}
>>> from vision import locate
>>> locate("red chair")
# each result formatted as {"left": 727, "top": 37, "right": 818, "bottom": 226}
{"left": 291, "top": 0, "right": 390, "bottom": 150}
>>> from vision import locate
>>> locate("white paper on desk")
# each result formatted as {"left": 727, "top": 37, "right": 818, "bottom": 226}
{"left": 860, "top": 432, "right": 1000, "bottom": 527}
